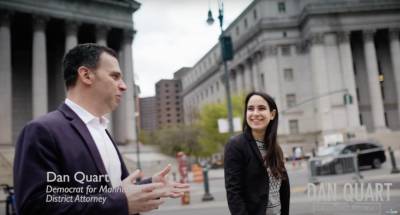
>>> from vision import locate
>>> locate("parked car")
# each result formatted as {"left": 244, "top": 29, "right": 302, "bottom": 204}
{"left": 311, "top": 141, "right": 386, "bottom": 175}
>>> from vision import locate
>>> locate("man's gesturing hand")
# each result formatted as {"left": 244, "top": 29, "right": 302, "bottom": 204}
{"left": 122, "top": 170, "right": 166, "bottom": 214}
{"left": 152, "top": 164, "right": 190, "bottom": 198}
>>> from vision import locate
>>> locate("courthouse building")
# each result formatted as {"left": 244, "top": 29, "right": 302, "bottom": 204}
{"left": 0, "top": 0, "right": 140, "bottom": 145}
{"left": 181, "top": 0, "right": 400, "bottom": 152}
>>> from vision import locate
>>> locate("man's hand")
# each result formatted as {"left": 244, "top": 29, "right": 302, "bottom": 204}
{"left": 152, "top": 164, "right": 190, "bottom": 198}
{"left": 122, "top": 170, "right": 166, "bottom": 214}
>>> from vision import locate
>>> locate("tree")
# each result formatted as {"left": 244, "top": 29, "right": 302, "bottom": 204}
{"left": 196, "top": 94, "right": 245, "bottom": 157}
{"left": 139, "top": 124, "right": 200, "bottom": 157}
{"left": 138, "top": 94, "right": 246, "bottom": 158}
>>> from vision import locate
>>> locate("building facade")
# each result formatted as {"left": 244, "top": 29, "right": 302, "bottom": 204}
{"left": 155, "top": 68, "right": 189, "bottom": 128}
{"left": 181, "top": 0, "right": 400, "bottom": 153}
{"left": 0, "top": 0, "right": 140, "bottom": 145}
{"left": 139, "top": 96, "right": 157, "bottom": 132}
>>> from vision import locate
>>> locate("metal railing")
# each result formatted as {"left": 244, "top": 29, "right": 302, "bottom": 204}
{"left": 308, "top": 151, "right": 363, "bottom": 184}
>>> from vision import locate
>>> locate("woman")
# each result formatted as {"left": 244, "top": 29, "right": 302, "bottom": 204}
{"left": 224, "top": 92, "right": 290, "bottom": 215}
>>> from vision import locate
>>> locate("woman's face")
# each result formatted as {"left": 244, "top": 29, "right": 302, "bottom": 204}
{"left": 246, "top": 95, "right": 276, "bottom": 133}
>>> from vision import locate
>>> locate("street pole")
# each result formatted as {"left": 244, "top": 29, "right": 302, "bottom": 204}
{"left": 221, "top": 49, "right": 234, "bottom": 135}
{"left": 216, "top": 1, "right": 234, "bottom": 136}
{"left": 135, "top": 123, "right": 141, "bottom": 170}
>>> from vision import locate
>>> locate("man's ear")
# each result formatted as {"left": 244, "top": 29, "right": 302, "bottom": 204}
{"left": 77, "top": 66, "right": 93, "bottom": 85}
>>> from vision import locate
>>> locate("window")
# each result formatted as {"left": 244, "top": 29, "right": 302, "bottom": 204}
{"left": 384, "top": 112, "right": 389, "bottom": 126}
{"left": 284, "top": 68, "right": 294, "bottom": 81}
{"left": 283, "top": 31, "right": 287, "bottom": 37}
{"left": 176, "top": 107, "right": 180, "bottom": 111}
{"left": 165, "top": 83, "right": 169, "bottom": 87}
{"left": 236, "top": 26, "right": 240, "bottom": 35}
{"left": 211, "top": 86, "right": 214, "bottom": 94}
{"left": 359, "top": 114, "right": 363, "bottom": 125}
{"left": 353, "top": 61, "right": 357, "bottom": 75}
{"left": 281, "top": 45, "right": 291, "bottom": 56}
{"left": 253, "top": 9, "right": 258, "bottom": 19}
{"left": 167, "top": 113, "right": 171, "bottom": 117}
{"left": 278, "top": 2, "right": 286, "bottom": 13}
{"left": 216, "top": 81, "right": 220, "bottom": 91}
{"left": 260, "top": 73, "right": 265, "bottom": 90}
{"left": 289, "top": 120, "right": 299, "bottom": 134}
{"left": 244, "top": 18, "right": 248, "bottom": 29}
{"left": 286, "top": 94, "right": 296, "bottom": 108}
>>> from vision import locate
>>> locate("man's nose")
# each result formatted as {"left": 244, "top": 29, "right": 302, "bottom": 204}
{"left": 119, "top": 80, "right": 127, "bottom": 91}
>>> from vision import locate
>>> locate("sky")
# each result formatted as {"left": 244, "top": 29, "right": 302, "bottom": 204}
{"left": 132, "top": 0, "right": 253, "bottom": 97}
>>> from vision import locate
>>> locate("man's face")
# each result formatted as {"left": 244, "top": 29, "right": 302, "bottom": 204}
{"left": 91, "top": 52, "right": 127, "bottom": 113}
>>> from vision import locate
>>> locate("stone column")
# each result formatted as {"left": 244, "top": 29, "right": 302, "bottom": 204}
{"left": 362, "top": 30, "right": 387, "bottom": 131}
{"left": 243, "top": 61, "right": 252, "bottom": 93}
{"left": 115, "top": 29, "right": 137, "bottom": 144}
{"left": 96, "top": 25, "right": 109, "bottom": 46}
{"left": 247, "top": 59, "right": 255, "bottom": 92}
{"left": 389, "top": 29, "right": 400, "bottom": 121}
{"left": 230, "top": 70, "right": 237, "bottom": 94}
{"left": 96, "top": 25, "right": 113, "bottom": 132}
{"left": 59, "top": 21, "right": 79, "bottom": 105}
{"left": 338, "top": 31, "right": 361, "bottom": 129}
{"left": 260, "top": 46, "right": 281, "bottom": 106}
{"left": 252, "top": 53, "right": 261, "bottom": 91}
{"left": 236, "top": 67, "right": 244, "bottom": 94}
{"left": 65, "top": 21, "right": 79, "bottom": 53}
{"left": 32, "top": 16, "right": 48, "bottom": 118}
{"left": 260, "top": 45, "right": 287, "bottom": 133}
{"left": 309, "top": 33, "right": 333, "bottom": 133}
{"left": 0, "top": 12, "right": 12, "bottom": 145}
{"left": 253, "top": 52, "right": 264, "bottom": 91}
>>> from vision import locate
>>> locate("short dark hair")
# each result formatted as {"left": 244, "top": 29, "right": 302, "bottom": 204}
{"left": 63, "top": 43, "right": 118, "bottom": 89}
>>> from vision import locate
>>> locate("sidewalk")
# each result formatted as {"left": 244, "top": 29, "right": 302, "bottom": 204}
{"left": 154, "top": 169, "right": 400, "bottom": 213}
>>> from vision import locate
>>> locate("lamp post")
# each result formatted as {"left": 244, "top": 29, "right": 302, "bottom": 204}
{"left": 207, "top": 0, "right": 234, "bottom": 136}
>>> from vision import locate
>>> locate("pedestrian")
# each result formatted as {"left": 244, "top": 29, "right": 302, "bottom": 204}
{"left": 14, "top": 43, "right": 188, "bottom": 215}
{"left": 224, "top": 91, "right": 290, "bottom": 215}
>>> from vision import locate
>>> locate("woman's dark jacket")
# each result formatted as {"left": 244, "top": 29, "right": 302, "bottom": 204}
{"left": 224, "top": 132, "right": 290, "bottom": 215}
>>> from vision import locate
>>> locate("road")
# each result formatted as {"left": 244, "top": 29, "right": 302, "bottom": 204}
{"left": 145, "top": 157, "right": 400, "bottom": 215}
{"left": 1, "top": 152, "right": 399, "bottom": 215}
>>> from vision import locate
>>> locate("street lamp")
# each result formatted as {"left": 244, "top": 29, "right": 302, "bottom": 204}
{"left": 206, "top": 0, "right": 234, "bottom": 136}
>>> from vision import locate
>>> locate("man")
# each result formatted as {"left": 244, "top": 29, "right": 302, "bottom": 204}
{"left": 14, "top": 43, "right": 188, "bottom": 215}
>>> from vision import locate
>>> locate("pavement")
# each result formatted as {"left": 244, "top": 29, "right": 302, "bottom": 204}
{"left": 144, "top": 149, "right": 400, "bottom": 214}
{"left": 1, "top": 144, "right": 400, "bottom": 215}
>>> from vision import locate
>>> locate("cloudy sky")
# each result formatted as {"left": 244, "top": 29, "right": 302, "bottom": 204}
{"left": 132, "top": 0, "right": 253, "bottom": 97}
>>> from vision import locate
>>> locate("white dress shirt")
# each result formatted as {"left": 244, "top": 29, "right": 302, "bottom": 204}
{"left": 65, "top": 99, "right": 122, "bottom": 187}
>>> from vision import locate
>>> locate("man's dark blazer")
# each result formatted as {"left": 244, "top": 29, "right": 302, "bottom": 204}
{"left": 13, "top": 103, "right": 149, "bottom": 215}
{"left": 224, "top": 132, "right": 290, "bottom": 215}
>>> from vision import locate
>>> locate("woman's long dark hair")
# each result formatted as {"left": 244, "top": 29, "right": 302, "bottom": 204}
{"left": 242, "top": 92, "right": 286, "bottom": 179}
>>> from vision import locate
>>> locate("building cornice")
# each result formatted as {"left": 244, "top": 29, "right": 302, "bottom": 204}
{"left": 0, "top": 0, "right": 140, "bottom": 30}
{"left": 181, "top": 0, "right": 400, "bottom": 99}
